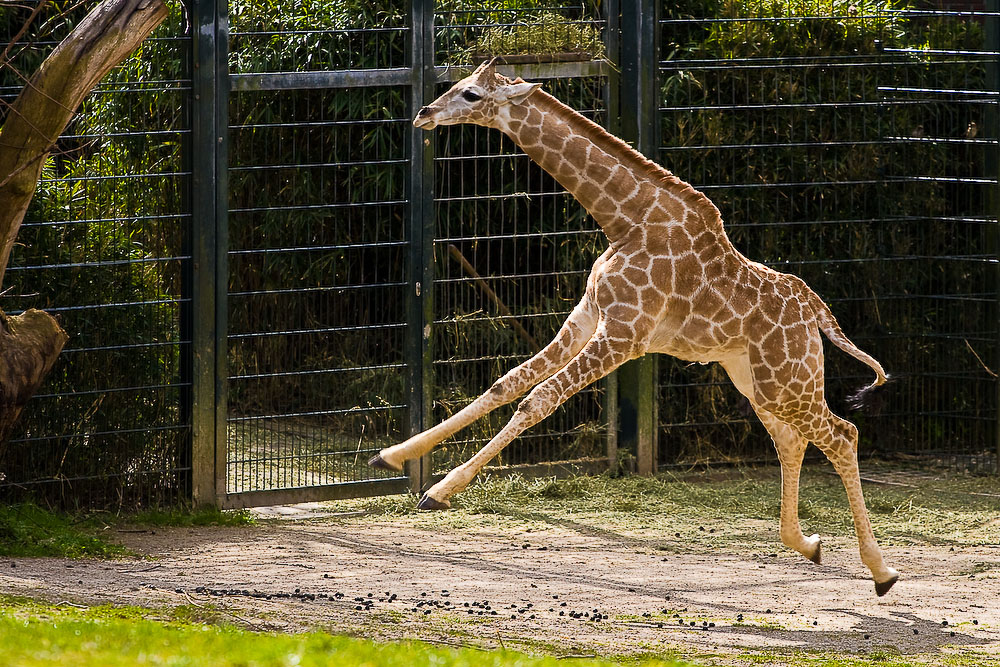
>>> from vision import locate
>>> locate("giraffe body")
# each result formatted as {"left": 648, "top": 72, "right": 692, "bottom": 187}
{"left": 370, "top": 61, "right": 898, "bottom": 596}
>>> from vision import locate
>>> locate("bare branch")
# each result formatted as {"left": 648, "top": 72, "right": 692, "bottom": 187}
{"left": 1, "top": 1, "right": 50, "bottom": 66}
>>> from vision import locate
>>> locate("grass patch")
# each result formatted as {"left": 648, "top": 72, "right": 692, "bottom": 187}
{"left": 333, "top": 464, "right": 1000, "bottom": 552}
{"left": 451, "top": 11, "right": 606, "bottom": 62}
{"left": 0, "top": 504, "right": 127, "bottom": 559}
{"left": 127, "top": 506, "right": 256, "bottom": 528}
{"left": 0, "top": 595, "right": 692, "bottom": 667}
{"left": 0, "top": 503, "right": 254, "bottom": 560}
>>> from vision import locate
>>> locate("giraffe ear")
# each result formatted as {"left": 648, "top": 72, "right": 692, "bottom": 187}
{"left": 499, "top": 81, "right": 541, "bottom": 105}
{"left": 473, "top": 57, "right": 497, "bottom": 77}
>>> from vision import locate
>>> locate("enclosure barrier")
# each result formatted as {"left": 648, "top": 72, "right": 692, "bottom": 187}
{"left": 0, "top": 0, "right": 996, "bottom": 510}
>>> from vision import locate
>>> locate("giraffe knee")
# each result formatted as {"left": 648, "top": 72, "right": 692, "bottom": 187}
{"left": 517, "top": 392, "right": 548, "bottom": 424}
{"left": 810, "top": 418, "right": 861, "bottom": 467}
{"left": 515, "top": 386, "right": 559, "bottom": 424}
{"left": 832, "top": 418, "right": 859, "bottom": 452}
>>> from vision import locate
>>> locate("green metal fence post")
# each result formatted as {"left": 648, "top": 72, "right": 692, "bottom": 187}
{"left": 988, "top": 0, "right": 1000, "bottom": 474}
{"left": 617, "top": 0, "right": 659, "bottom": 475}
{"left": 189, "top": 0, "right": 229, "bottom": 506}
{"left": 602, "top": 0, "right": 621, "bottom": 472}
{"left": 407, "top": 0, "right": 436, "bottom": 493}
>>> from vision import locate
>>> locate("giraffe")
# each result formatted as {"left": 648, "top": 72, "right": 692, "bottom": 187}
{"left": 369, "top": 60, "right": 899, "bottom": 596}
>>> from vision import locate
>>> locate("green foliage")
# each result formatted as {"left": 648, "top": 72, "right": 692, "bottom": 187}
{"left": 1, "top": 0, "right": 192, "bottom": 509}
{"left": 437, "top": 1, "right": 604, "bottom": 64}
{"left": 0, "top": 505, "right": 126, "bottom": 559}
{"left": 229, "top": 0, "right": 407, "bottom": 72}
{"left": 702, "top": 0, "right": 906, "bottom": 58}
{"left": 447, "top": 10, "right": 606, "bottom": 63}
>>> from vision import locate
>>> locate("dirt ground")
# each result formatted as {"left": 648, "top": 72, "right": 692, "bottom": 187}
{"left": 2, "top": 502, "right": 999, "bottom": 664}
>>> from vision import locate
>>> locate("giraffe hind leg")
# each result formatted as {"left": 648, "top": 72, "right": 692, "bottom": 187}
{"left": 721, "top": 356, "right": 820, "bottom": 564}
{"left": 759, "top": 410, "right": 821, "bottom": 564}
{"left": 811, "top": 414, "right": 899, "bottom": 595}
{"left": 744, "top": 337, "right": 898, "bottom": 596}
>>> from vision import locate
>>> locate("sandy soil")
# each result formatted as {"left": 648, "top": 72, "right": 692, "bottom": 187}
{"left": 2, "top": 506, "right": 999, "bottom": 663}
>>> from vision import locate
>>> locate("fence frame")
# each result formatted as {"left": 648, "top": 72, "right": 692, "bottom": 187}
{"left": 48, "top": 0, "right": 989, "bottom": 510}
{"left": 189, "top": 0, "right": 229, "bottom": 507}
{"left": 4, "top": 1, "right": 998, "bottom": 511}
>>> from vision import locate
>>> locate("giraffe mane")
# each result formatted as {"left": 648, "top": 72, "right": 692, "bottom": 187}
{"left": 529, "top": 89, "right": 725, "bottom": 232}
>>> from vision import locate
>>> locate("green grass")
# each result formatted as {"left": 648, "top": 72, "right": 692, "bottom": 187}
{"left": 0, "top": 504, "right": 254, "bottom": 559}
{"left": 0, "top": 595, "right": 691, "bottom": 667}
{"left": 448, "top": 10, "right": 607, "bottom": 64}
{"left": 2, "top": 594, "right": 996, "bottom": 667}
{"left": 127, "top": 506, "right": 256, "bottom": 528}
{"left": 0, "top": 504, "right": 127, "bottom": 559}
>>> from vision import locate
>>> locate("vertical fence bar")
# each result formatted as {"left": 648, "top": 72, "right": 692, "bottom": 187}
{"left": 617, "top": 0, "right": 659, "bottom": 475}
{"left": 407, "top": 0, "right": 436, "bottom": 493}
{"left": 990, "top": 0, "right": 1000, "bottom": 473}
{"left": 602, "top": 0, "right": 621, "bottom": 470}
{"left": 189, "top": 0, "right": 229, "bottom": 506}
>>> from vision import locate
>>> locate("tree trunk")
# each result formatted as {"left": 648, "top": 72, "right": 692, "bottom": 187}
{"left": 0, "top": 0, "right": 167, "bottom": 455}
{"left": 0, "top": 310, "right": 69, "bottom": 445}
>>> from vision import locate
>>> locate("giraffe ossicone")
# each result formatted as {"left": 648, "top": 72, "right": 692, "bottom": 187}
{"left": 371, "top": 60, "right": 898, "bottom": 596}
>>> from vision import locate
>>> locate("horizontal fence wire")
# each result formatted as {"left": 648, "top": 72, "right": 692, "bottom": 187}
{"left": 0, "top": 1, "right": 193, "bottom": 508}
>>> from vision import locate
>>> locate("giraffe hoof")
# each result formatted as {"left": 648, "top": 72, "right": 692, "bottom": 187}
{"left": 805, "top": 535, "right": 822, "bottom": 565}
{"left": 368, "top": 454, "right": 402, "bottom": 473}
{"left": 874, "top": 570, "right": 899, "bottom": 597}
{"left": 416, "top": 493, "right": 450, "bottom": 511}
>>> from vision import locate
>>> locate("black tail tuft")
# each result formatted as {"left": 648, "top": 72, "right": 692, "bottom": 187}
{"left": 847, "top": 373, "right": 893, "bottom": 414}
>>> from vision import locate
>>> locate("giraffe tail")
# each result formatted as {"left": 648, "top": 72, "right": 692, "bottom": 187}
{"left": 805, "top": 288, "right": 889, "bottom": 410}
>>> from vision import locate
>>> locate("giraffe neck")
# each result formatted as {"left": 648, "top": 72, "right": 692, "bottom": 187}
{"left": 494, "top": 89, "right": 723, "bottom": 245}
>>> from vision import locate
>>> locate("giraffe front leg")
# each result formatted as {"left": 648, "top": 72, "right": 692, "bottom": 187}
{"left": 369, "top": 298, "right": 598, "bottom": 472}
{"left": 415, "top": 409, "right": 536, "bottom": 510}
{"left": 418, "top": 330, "right": 629, "bottom": 509}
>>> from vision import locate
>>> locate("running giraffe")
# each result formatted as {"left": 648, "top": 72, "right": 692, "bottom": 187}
{"left": 370, "top": 60, "right": 897, "bottom": 596}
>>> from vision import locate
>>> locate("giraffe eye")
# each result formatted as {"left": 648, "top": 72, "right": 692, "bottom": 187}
{"left": 461, "top": 90, "right": 482, "bottom": 102}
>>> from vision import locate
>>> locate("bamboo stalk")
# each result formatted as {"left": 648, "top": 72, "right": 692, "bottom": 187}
{"left": 447, "top": 244, "right": 541, "bottom": 353}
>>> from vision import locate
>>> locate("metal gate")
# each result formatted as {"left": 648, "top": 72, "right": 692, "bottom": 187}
{"left": 3, "top": 0, "right": 996, "bottom": 510}
{"left": 190, "top": 1, "right": 619, "bottom": 508}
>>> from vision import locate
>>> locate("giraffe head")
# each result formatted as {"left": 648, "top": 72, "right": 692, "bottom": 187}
{"left": 413, "top": 59, "right": 542, "bottom": 130}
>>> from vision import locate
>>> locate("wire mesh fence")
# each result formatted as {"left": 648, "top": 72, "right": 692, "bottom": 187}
{"left": 0, "top": 2, "right": 192, "bottom": 509}
{"left": 430, "top": 73, "right": 611, "bottom": 476}
{"left": 226, "top": 84, "right": 411, "bottom": 494}
{"left": 0, "top": 0, "right": 996, "bottom": 510}
{"left": 655, "top": 2, "right": 997, "bottom": 473}
{"left": 223, "top": 2, "right": 413, "bottom": 501}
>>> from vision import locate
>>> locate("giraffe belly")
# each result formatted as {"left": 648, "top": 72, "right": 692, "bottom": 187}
{"left": 646, "top": 314, "right": 744, "bottom": 363}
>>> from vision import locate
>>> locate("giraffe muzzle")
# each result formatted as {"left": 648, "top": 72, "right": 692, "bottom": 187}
{"left": 413, "top": 106, "right": 437, "bottom": 130}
